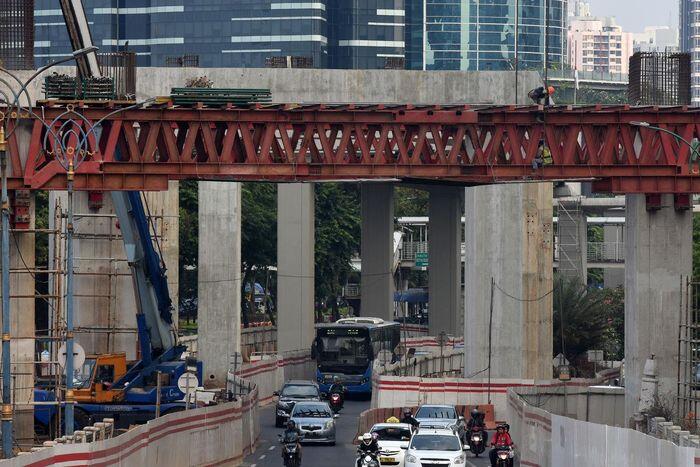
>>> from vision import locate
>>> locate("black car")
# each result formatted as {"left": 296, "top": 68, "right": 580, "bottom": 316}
{"left": 274, "top": 380, "right": 321, "bottom": 427}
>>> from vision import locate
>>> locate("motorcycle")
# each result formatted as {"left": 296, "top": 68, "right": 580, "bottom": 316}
{"left": 356, "top": 451, "right": 380, "bottom": 467}
{"left": 468, "top": 427, "right": 486, "bottom": 456}
{"left": 278, "top": 433, "right": 301, "bottom": 467}
{"left": 495, "top": 445, "right": 514, "bottom": 467}
{"left": 329, "top": 392, "right": 344, "bottom": 414}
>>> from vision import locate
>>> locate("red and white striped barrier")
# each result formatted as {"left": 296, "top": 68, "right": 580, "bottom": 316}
{"left": 232, "top": 350, "right": 315, "bottom": 406}
{"left": 5, "top": 389, "right": 260, "bottom": 467}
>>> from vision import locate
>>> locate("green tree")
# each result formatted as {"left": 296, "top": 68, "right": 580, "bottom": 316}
{"left": 686, "top": 212, "right": 700, "bottom": 298}
{"left": 600, "top": 286, "right": 624, "bottom": 360}
{"left": 178, "top": 180, "right": 198, "bottom": 323}
{"left": 394, "top": 187, "right": 429, "bottom": 217}
{"left": 241, "top": 183, "right": 277, "bottom": 325}
{"left": 553, "top": 276, "right": 611, "bottom": 367}
{"left": 315, "top": 183, "right": 360, "bottom": 321}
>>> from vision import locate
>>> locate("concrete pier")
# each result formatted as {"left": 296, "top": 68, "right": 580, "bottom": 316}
{"left": 277, "top": 184, "right": 315, "bottom": 353}
{"left": 464, "top": 183, "right": 553, "bottom": 380}
{"left": 428, "top": 187, "right": 463, "bottom": 336}
{"left": 361, "top": 183, "right": 395, "bottom": 321}
{"left": 624, "top": 194, "right": 692, "bottom": 422}
{"left": 197, "top": 182, "right": 242, "bottom": 387}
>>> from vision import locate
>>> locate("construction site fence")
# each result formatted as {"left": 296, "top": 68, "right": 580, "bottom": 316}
{"left": 230, "top": 349, "right": 316, "bottom": 406}
{"left": 4, "top": 387, "right": 260, "bottom": 466}
{"left": 180, "top": 325, "right": 277, "bottom": 361}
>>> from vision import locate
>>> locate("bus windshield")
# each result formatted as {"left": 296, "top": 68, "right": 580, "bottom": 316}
{"left": 316, "top": 332, "right": 369, "bottom": 371}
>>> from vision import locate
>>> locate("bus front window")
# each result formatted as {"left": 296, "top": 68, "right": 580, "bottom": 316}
{"left": 318, "top": 336, "right": 369, "bottom": 369}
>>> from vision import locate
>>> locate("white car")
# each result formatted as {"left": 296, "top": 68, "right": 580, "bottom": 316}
{"left": 369, "top": 423, "right": 413, "bottom": 466}
{"left": 403, "top": 427, "right": 467, "bottom": 467}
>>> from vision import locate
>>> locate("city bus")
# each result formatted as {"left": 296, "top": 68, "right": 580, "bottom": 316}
{"left": 313, "top": 318, "right": 401, "bottom": 395}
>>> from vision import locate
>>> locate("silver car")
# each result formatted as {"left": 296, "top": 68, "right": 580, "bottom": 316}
{"left": 289, "top": 401, "right": 337, "bottom": 445}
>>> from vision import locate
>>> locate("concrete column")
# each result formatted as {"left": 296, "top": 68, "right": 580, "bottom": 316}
{"left": 361, "top": 183, "right": 395, "bottom": 321}
{"left": 277, "top": 184, "right": 315, "bottom": 353}
{"left": 603, "top": 209, "right": 625, "bottom": 289}
{"left": 197, "top": 182, "right": 241, "bottom": 387}
{"left": 557, "top": 204, "right": 587, "bottom": 284}
{"left": 624, "top": 194, "right": 692, "bottom": 422}
{"left": 464, "top": 183, "right": 553, "bottom": 380}
{"left": 428, "top": 187, "right": 463, "bottom": 336}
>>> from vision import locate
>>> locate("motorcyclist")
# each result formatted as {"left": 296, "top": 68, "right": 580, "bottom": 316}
{"left": 466, "top": 407, "right": 488, "bottom": 445}
{"left": 328, "top": 376, "right": 345, "bottom": 396}
{"left": 356, "top": 432, "right": 380, "bottom": 466}
{"left": 489, "top": 424, "right": 514, "bottom": 467}
{"left": 281, "top": 420, "right": 302, "bottom": 463}
{"left": 400, "top": 408, "right": 419, "bottom": 430}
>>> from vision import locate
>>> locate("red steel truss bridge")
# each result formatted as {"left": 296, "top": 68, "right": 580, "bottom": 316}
{"left": 4, "top": 102, "right": 700, "bottom": 194}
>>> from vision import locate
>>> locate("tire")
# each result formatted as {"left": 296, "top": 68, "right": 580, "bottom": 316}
{"left": 73, "top": 408, "right": 92, "bottom": 431}
{"left": 276, "top": 416, "right": 284, "bottom": 428}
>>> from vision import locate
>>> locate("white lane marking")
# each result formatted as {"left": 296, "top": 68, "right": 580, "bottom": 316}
{"left": 251, "top": 464, "right": 257, "bottom": 467}
{"left": 268, "top": 445, "right": 276, "bottom": 451}
{"left": 259, "top": 454, "right": 266, "bottom": 460}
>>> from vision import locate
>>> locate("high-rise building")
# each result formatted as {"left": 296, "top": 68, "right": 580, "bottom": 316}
{"left": 680, "top": 0, "right": 700, "bottom": 102}
{"left": 633, "top": 26, "right": 679, "bottom": 53}
{"left": 405, "top": 0, "right": 567, "bottom": 71}
{"left": 568, "top": 16, "right": 633, "bottom": 75}
{"left": 1, "top": 0, "right": 34, "bottom": 70}
{"left": 33, "top": 0, "right": 405, "bottom": 70}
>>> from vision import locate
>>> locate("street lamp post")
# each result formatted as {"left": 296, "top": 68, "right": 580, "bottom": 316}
{"left": 629, "top": 121, "right": 700, "bottom": 170}
{"left": 0, "top": 46, "right": 98, "bottom": 456}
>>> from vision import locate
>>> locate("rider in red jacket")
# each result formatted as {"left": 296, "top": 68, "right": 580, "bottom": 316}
{"left": 489, "top": 424, "right": 514, "bottom": 466}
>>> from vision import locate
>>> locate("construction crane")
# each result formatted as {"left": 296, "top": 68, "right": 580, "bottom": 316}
{"left": 34, "top": 0, "right": 202, "bottom": 434}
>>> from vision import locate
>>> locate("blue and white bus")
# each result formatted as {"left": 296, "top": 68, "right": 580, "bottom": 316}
{"left": 313, "top": 318, "right": 401, "bottom": 395}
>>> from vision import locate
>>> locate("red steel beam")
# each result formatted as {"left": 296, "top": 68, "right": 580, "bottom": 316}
{"left": 5, "top": 103, "right": 700, "bottom": 193}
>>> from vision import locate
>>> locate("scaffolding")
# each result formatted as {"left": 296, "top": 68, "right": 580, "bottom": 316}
{"left": 678, "top": 277, "right": 700, "bottom": 432}
{"left": 556, "top": 198, "right": 584, "bottom": 281}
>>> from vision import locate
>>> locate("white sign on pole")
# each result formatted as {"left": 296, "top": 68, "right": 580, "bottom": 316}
{"left": 177, "top": 372, "right": 198, "bottom": 395}
{"left": 57, "top": 342, "right": 86, "bottom": 370}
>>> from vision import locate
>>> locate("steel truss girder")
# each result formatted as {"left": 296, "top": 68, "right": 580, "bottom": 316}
{"left": 5, "top": 104, "right": 700, "bottom": 193}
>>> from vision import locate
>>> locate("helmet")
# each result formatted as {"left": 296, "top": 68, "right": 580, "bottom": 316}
{"left": 471, "top": 408, "right": 479, "bottom": 417}
{"left": 403, "top": 408, "right": 412, "bottom": 416}
{"left": 496, "top": 424, "right": 506, "bottom": 431}
{"left": 386, "top": 416, "right": 400, "bottom": 424}
{"left": 504, "top": 423, "right": 510, "bottom": 432}
{"left": 333, "top": 376, "right": 341, "bottom": 383}
{"left": 286, "top": 420, "right": 296, "bottom": 430}
{"left": 362, "top": 433, "right": 373, "bottom": 445}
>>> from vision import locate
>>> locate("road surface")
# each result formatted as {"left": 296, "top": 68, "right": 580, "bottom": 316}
{"left": 242, "top": 401, "right": 492, "bottom": 467}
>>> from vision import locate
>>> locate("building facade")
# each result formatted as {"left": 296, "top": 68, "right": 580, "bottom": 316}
{"left": 1, "top": 0, "right": 34, "bottom": 70}
{"left": 34, "top": 0, "right": 405, "bottom": 69}
{"left": 568, "top": 16, "right": 633, "bottom": 75}
{"left": 406, "top": 0, "right": 567, "bottom": 71}
{"left": 680, "top": 0, "right": 700, "bottom": 102}
{"left": 633, "top": 26, "right": 679, "bottom": 53}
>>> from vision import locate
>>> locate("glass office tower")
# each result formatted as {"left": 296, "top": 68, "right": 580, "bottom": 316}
{"left": 406, "top": 0, "right": 567, "bottom": 71}
{"left": 34, "top": 0, "right": 405, "bottom": 70}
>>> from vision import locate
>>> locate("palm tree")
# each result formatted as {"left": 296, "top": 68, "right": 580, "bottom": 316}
{"left": 553, "top": 276, "right": 610, "bottom": 365}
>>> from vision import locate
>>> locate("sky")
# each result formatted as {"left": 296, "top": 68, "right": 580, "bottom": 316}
{"left": 586, "top": 0, "right": 679, "bottom": 32}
